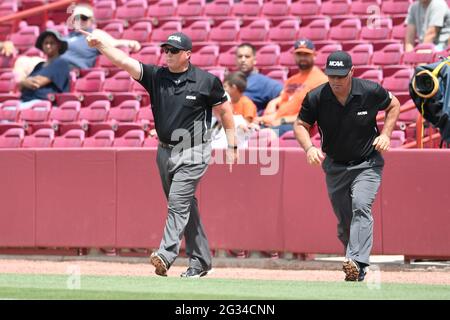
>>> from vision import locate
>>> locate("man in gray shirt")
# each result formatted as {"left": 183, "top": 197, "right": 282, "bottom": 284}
{"left": 405, "top": 0, "right": 450, "bottom": 51}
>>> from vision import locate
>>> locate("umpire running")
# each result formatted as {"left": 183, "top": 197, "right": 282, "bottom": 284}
{"left": 294, "top": 51, "right": 400, "bottom": 281}
{"left": 81, "top": 30, "right": 237, "bottom": 278}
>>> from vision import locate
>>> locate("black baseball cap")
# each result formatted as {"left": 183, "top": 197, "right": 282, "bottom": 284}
{"left": 35, "top": 29, "right": 68, "bottom": 55}
{"left": 325, "top": 51, "right": 353, "bottom": 76}
{"left": 160, "top": 32, "right": 192, "bottom": 51}
{"left": 294, "top": 39, "right": 315, "bottom": 54}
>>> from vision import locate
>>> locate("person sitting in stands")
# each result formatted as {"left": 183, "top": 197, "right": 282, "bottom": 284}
{"left": 19, "top": 30, "right": 70, "bottom": 109}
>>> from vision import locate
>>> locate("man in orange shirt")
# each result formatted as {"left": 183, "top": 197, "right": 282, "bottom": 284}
{"left": 255, "top": 39, "right": 328, "bottom": 136}
{"left": 223, "top": 71, "right": 257, "bottom": 123}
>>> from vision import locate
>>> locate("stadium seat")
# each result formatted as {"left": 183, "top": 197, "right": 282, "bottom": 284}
{"left": 116, "top": 0, "right": 148, "bottom": 22}
{"left": 22, "top": 128, "right": 55, "bottom": 148}
{"left": 103, "top": 71, "right": 133, "bottom": 93}
{"left": 53, "top": 129, "right": 85, "bottom": 148}
{"left": 239, "top": 19, "right": 270, "bottom": 42}
{"left": 102, "top": 22, "right": 124, "bottom": 39}
{"left": 359, "top": 69, "right": 383, "bottom": 83}
{"left": 0, "top": 99, "right": 20, "bottom": 122}
{"left": 371, "top": 43, "right": 404, "bottom": 66}
{"left": 137, "top": 106, "right": 155, "bottom": 131}
{"left": 261, "top": 0, "right": 291, "bottom": 20}
{"left": 146, "top": 0, "right": 177, "bottom": 25}
{"left": 176, "top": 0, "right": 205, "bottom": 19}
{"left": 131, "top": 45, "right": 161, "bottom": 65}
{"left": 290, "top": 0, "right": 321, "bottom": 19}
{"left": 143, "top": 135, "right": 159, "bottom": 147}
{"left": 207, "top": 67, "right": 227, "bottom": 82}
{"left": 320, "top": 0, "right": 351, "bottom": 17}
{"left": 256, "top": 44, "right": 281, "bottom": 68}
{"left": 348, "top": 43, "right": 373, "bottom": 66}
{"left": 77, "top": 100, "right": 111, "bottom": 134}
{"left": 9, "top": 25, "right": 39, "bottom": 52}
{"left": 122, "top": 21, "right": 152, "bottom": 43}
{"left": 93, "top": 0, "right": 116, "bottom": 25}
{"left": 19, "top": 100, "right": 52, "bottom": 133}
{"left": 209, "top": 19, "right": 240, "bottom": 43}
{"left": 329, "top": 18, "right": 361, "bottom": 41}
{"left": 150, "top": 21, "right": 182, "bottom": 43}
{"left": 392, "top": 24, "right": 407, "bottom": 41}
{"left": 0, "top": 72, "right": 16, "bottom": 94}
{"left": 390, "top": 130, "right": 406, "bottom": 148}
{"left": 382, "top": 68, "right": 414, "bottom": 94}
{"left": 265, "top": 69, "right": 288, "bottom": 84}
{"left": 360, "top": 17, "right": 393, "bottom": 41}
{"left": 381, "top": 0, "right": 411, "bottom": 15}
{"left": 350, "top": 0, "right": 381, "bottom": 15}
{"left": 217, "top": 46, "right": 238, "bottom": 71}
{"left": 232, "top": 0, "right": 263, "bottom": 17}
{"left": 113, "top": 129, "right": 145, "bottom": 147}
{"left": 204, "top": 0, "right": 233, "bottom": 22}
{"left": 268, "top": 19, "right": 300, "bottom": 43}
{"left": 0, "top": 127, "right": 24, "bottom": 148}
{"left": 402, "top": 43, "right": 435, "bottom": 66}
{"left": 315, "top": 44, "right": 343, "bottom": 69}
{"left": 83, "top": 129, "right": 115, "bottom": 147}
{"left": 50, "top": 70, "right": 106, "bottom": 106}
{"left": 190, "top": 45, "right": 219, "bottom": 67}
{"left": 298, "top": 18, "right": 330, "bottom": 41}
{"left": 47, "top": 100, "right": 81, "bottom": 132}
{"left": 183, "top": 20, "right": 211, "bottom": 43}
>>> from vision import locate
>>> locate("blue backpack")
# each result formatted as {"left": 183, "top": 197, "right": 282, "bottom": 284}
{"left": 410, "top": 59, "right": 450, "bottom": 145}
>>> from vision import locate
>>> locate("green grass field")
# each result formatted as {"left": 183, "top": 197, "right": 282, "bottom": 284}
{"left": 0, "top": 274, "right": 449, "bottom": 300}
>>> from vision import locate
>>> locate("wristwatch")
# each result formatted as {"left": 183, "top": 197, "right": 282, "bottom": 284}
{"left": 228, "top": 145, "right": 238, "bottom": 150}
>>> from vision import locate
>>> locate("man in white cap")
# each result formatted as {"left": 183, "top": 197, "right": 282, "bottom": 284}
{"left": 62, "top": 3, "right": 141, "bottom": 69}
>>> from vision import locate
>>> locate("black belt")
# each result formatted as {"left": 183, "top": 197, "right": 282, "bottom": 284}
{"left": 333, "top": 151, "right": 376, "bottom": 166}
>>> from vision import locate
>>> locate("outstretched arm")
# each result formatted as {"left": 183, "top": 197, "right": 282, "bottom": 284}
{"left": 80, "top": 29, "right": 142, "bottom": 80}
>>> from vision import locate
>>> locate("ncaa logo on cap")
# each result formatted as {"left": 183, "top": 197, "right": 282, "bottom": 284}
{"left": 168, "top": 35, "right": 182, "bottom": 42}
{"left": 329, "top": 61, "right": 345, "bottom": 67}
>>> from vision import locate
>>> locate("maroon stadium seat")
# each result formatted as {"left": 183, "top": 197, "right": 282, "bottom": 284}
{"left": 22, "top": 128, "right": 55, "bottom": 148}
{"left": 113, "top": 129, "right": 145, "bottom": 147}
{"left": 53, "top": 129, "right": 85, "bottom": 148}
{"left": 0, "top": 127, "right": 24, "bottom": 148}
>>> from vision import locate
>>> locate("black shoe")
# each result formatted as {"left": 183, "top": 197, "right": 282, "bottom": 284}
{"left": 358, "top": 267, "right": 367, "bottom": 282}
{"left": 150, "top": 252, "right": 169, "bottom": 277}
{"left": 180, "top": 266, "right": 211, "bottom": 278}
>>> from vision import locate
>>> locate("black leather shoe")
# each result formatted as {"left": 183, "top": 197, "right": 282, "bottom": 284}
{"left": 358, "top": 267, "right": 367, "bottom": 282}
{"left": 180, "top": 267, "right": 211, "bottom": 278}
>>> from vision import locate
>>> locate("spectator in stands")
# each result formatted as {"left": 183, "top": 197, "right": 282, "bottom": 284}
{"left": 236, "top": 43, "right": 283, "bottom": 114}
{"left": 255, "top": 39, "right": 328, "bottom": 137}
{"left": 11, "top": 3, "right": 142, "bottom": 80}
{"left": 405, "top": 0, "right": 450, "bottom": 52}
{"left": 19, "top": 30, "right": 70, "bottom": 109}
{"left": 62, "top": 4, "right": 141, "bottom": 69}
{"left": 0, "top": 41, "right": 16, "bottom": 57}
{"left": 223, "top": 71, "right": 257, "bottom": 123}
{"left": 211, "top": 72, "right": 258, "bottom": 149}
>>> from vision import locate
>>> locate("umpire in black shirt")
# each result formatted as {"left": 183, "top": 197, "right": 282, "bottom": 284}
{"left": 81, "top": 30, "right": 237, "bottom": 278}
{"left": 294, "top": 51, "right": 400, "bottom": 282}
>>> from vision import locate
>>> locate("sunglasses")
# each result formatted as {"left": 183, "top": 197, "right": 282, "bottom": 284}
{"left": 76, "top": 15, "right": 90, "bottom": 21}
{"left": 162, "top": 47, "right": 182, "bottom": 54}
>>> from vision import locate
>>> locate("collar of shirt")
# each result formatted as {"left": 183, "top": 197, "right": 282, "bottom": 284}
{"left": 324, "top": 78, "right": 364, "bottom": 105}
{"left": 161, "top": 63, "right": 197, "bottom": 83}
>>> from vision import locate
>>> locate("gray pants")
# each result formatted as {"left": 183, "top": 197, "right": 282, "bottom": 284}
{"left": 155, "top": 143, "right": 212, "bottom": 270}
{"left": 322, "top": 151, "right": 384, "bottom": 265}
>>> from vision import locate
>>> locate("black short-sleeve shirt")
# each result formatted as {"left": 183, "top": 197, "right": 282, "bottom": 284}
{"left": 298, "top": 78, "right": 392, "bottom": 163}
{"left": 137, "top": 63, "right": 227, "bottom": 146}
